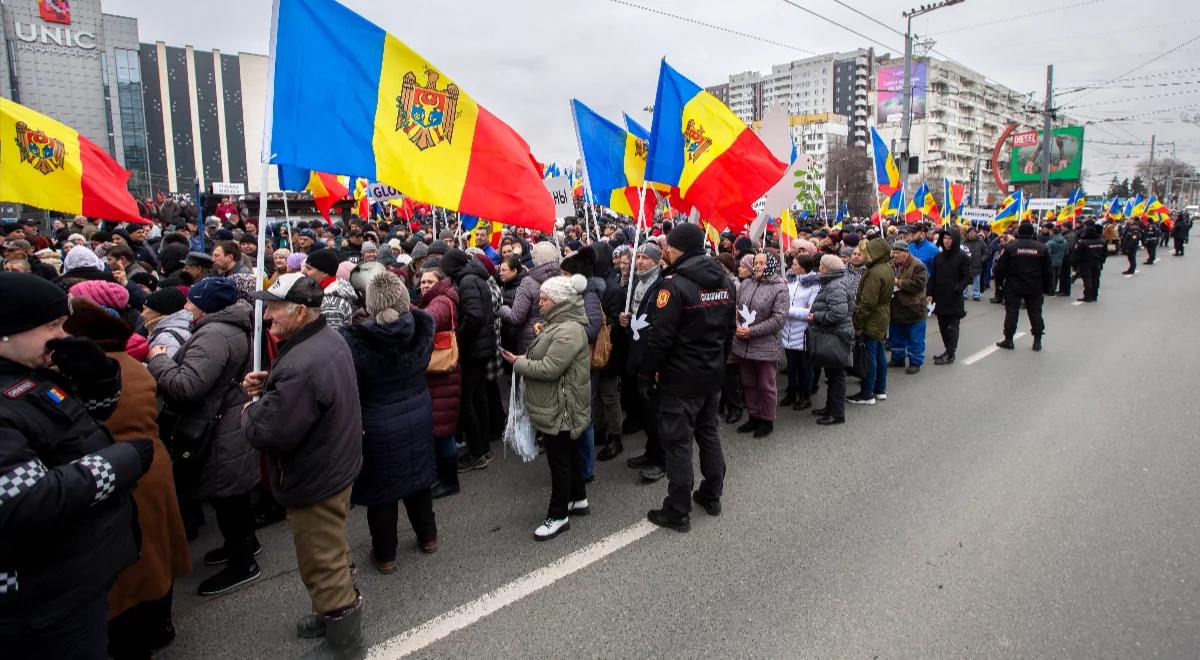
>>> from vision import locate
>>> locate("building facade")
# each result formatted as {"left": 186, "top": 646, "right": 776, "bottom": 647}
{"left": 1, "top": 0, "right": 275, "bottom": 203}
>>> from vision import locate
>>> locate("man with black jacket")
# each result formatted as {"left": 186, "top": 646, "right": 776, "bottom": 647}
{"left": 638, "top": 225, "right": 736, "bottom": 532}
{"left": 1057, "top": 222, "right": 1079, "bottom": 297}
{"left": 440, "top": 249, "right": 498, "bottom": 472}
{"left": 994, "top": 222, "right": 1053, "bottom": 352}
{"left": 1072, "top": 223, "right": 1108, "bottom": 302}
{"left": 0, "top": 273, "right": 153, "bottom": 658}
{"left": 1120, "top": 220, "right": 1142, "bottom": 275}
{"left": 1142, "top": 220, "right": 1161, "bottom": 265}
{"left": 1173, "top": 213, "right": 1191, "bottom": 255}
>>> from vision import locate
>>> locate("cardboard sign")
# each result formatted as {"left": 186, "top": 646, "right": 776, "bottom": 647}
{"left": 960, "top": 207, "right": 996, "bottom": 223}
{"left": 211, "top": 182, "right": 245, "bottom": 195}
{"left": 544, "top": 176, "right": 575, "bottom": 217}
{"left": 366, "top": 182, "right": 404, "bottom": 202}
{"left": 1027, "top": 197, "right": 1069, "bottom": 211}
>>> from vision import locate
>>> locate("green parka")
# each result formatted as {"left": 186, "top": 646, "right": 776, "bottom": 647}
{"left": 853, "top": 237, "right": 895, "bottom": 340}
{"left": 513, "top": 294, "right": 591, "bottom": 440}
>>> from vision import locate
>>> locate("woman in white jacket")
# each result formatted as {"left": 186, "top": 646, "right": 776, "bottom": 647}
{"left": 780, "top": 253, "right": 820, "bottom": 411}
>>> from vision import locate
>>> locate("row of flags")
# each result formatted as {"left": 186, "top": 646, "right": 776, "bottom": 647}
{"left": 868, "top": 127, "right": 965, "bottom": 225}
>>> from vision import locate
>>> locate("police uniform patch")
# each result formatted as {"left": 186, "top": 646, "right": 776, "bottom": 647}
{"left": 3, "top": 379, "right": 35, "bottom": 399}
{"left": 44, "top": 386, "right": 67, "bottom": 405}
{"left": 656, "top": 290, "right": 671, "bottom": 309}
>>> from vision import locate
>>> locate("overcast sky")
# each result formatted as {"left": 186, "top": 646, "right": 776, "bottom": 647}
{"left": 106, "top": 0, "right": 1200, "bottom": 195}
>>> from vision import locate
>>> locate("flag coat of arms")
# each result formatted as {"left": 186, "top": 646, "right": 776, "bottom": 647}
{"left": 0, "top": 98, "right": 145, "bottom": 223}
{"left": 870, "top": 127, "right": 900, "bottom": 196}
{"left": 644, "top": 59, "right": 785, "bottom": 231}
{"left": 269, "top": 0, "right": 553, "bottom": 231}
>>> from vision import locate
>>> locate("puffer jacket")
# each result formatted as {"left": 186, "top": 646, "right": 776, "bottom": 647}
{"left": 440, "top": 249, "right": 497, "bottom": 362}
{"left": 809, "top": 269, "right": 856, "bottom": 340}
{"left": 927, "top": 227, "right": 972, "bottom": 319}
{"left": 418, "top": 277, "right": 462, "bottom": 438}
{"left": 890, "top": 255, "right": 929, "bottom": 324}
{"left": 583, "top": 276, "right": 604, "bottom": 344}
{"left": 342, "top": 311, "right": 436, "bottom": 506}
{"left": 498, "top": 271, "right": 524, "bottom": 353}
{"left": 146, "top": 309, "right": 194, "bottom": 361}
{"left": 320, "top": 277, "right": 358, "bottom": 330}
{"left": 514, "top": 293, "right": 591, "bottom": 440}
{"left": 240, "top": 317, "right": 363, "bottom": 508}
{"left": 498, "top": 261, "right": 559, "bottom": 354}
{"left": 781, "top": 272, "right": 820, "bottom": 351}
{"left": 146, "top": 300, "right": 258, "bottom": 500}
{"left": 852, "top": 238, "right": 895, "bottom": 340}
{"left": 731, "top": 272, "right": 788, "bottom": 362}
{"left": 962, "top": 237, "right": 988, "bottom": 276}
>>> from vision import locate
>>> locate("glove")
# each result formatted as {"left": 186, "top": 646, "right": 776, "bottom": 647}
{"left": 46, "top": 337, "right": 112, "bottom": 383}
{"left": 637, "top": 375, "right": 656, "bottom": 401}
{"left": 127, "top": 438, "right": 155, "bottom": 475}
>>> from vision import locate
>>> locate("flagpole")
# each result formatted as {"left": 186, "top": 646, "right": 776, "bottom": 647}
{"left": 569, "top": 100, "right": 601, "bottom": 245}
{"left": 281, "top": 192, "right": 292, "bottom": 252}
{"left": 252, "top": 0, "right": 281, "bottom": 375}
{"left": 624, "top": 179, "right": 648, "bottom": 313}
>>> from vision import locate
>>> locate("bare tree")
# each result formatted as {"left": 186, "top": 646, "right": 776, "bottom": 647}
{"left": 824, "top": 143, "right": 875, "bottom": 217}
{"left": 1136, "top": 157, "right": 1196, "bottom": 197}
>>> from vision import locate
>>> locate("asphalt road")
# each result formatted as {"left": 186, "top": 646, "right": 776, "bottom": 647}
{"left": 161, "top": 251, "right": 1200, "bottom": 659}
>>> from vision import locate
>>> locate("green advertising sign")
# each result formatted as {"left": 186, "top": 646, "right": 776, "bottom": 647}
{"left": 1010, "top": 125, "right": 1084, "bottom": 183}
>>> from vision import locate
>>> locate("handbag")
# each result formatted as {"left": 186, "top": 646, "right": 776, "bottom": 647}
{"left": 427, "top": 305, "right": 460, "bottom": 374}
{"left": 589, "top": 316, "right": 612, "bottom": 369}
{"left": 157, "top": 402, "right": 219, "bottom": 476}
{"left": 850, "top": 336, "right": 867, "bottom": 379}
{"left": 806, "top": 327, "right": 853, "bottom": 368}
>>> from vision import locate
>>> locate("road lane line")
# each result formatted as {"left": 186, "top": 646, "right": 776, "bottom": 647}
{"left": 962, "top": 332, "right": 1026, "bottom": 365}
{"left": 367, "top": 520, "right": 659, "bottom": 658}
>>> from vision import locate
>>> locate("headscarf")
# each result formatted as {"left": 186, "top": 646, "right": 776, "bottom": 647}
{"left": 63, "top": 245, "right": 105, "bottom": 272}
{"left": 759, "top": 253, "right": 780, "bottom": 281}
{"left": 738, "top": 254, "right": 755, "bottom": 275}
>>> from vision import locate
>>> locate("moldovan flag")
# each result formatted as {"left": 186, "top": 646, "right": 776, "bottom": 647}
{"left": 571, "top": 100, "right": 656, "bottom": 224}
{"left": 0, "top": 98, "right": 144, "bottom": 223}
{"left": 645, "top": 59, "right": 785, "bottom": 232}
{"left": 269, "top": 0, "right": 554, "bottom": 232}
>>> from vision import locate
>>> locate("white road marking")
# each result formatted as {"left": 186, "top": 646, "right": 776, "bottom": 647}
{"left": 367, "top": 520, "right": 659, "bottom": 658}
{"left": 1072, "top": 301, "right": 1084, "bottom": 306}
{"left": 1124, "top": 274, "right": 1135, "bottom": 278}
{"left": 963, "top": 332, "right": 1027, "bottom": 365}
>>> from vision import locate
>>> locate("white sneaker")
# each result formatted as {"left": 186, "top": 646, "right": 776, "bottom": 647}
{"left": 568, "top": 499, "right": 590, "bottom": 516}
{"left": 533, "top": 517, "right": 570, "bottom": 541}
{"left": 875, "top": 393, "right": 887, "bottom": 401}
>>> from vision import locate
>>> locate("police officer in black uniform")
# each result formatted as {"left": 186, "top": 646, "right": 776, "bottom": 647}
{"left": 0, "top": 273, "right": 153, "bottom": 659}
{"left": 1119, "top": 219, "right": 1142, "bottom": 274}
{"left": 993, "top": 222, "right": 1053, "bottom": 352}
{"left": 1072, "top": 222, "right": 1108, "bottom": 303}
{"left": 1142, "top": 219, "right": 1161, "bottom": 265}
{"left": 637, "top": 224, "right": 736, "bottom": 532}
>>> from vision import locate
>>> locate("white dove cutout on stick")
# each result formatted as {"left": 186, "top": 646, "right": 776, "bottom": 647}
{"left": 739, "top": 305, "right": 757, "bottom": 327}
{"left": 630, "top": 314, "right": 651, "bottom": 341}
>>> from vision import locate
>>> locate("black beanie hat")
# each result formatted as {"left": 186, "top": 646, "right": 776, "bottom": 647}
{"left": 186, "top": 277, "right": 239, "bottom": 314}
{"left": 305, "top": 248, "right": 341, "bottom": 278}
{"left": 1017, "top": 221, "right": 1036, "bottom": 238}
{"left": 145, "top": 286, "right": 187, "bottom": 315}
{"left": 667, "top": 223, "right": 706, "bottom": 253}
{"left": 0, "top": 273, "right": 69, "bottom": 337}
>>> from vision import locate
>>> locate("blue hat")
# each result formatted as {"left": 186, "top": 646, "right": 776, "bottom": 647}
{"left": 214, "top": 229, "right": 235, "bottom": 241}
{"left": 186, "top": 277, "right": 239, "bottom": 313}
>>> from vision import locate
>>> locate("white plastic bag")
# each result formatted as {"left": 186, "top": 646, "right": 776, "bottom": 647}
{"left": 503, "top": 376, "right": 538, "bottom": 462}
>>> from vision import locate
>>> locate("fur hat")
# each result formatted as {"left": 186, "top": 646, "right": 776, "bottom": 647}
{"left": 541, "top": 273, "right": 587, "bottom": 304}
{"left": 560, "top": 245, "right": 596, "bottom": 278}
{"left": 532, "top": 241, "right": 561, "bottom": 267}
{"left": 365, "top": 270, "right": 410, "bottom": 324}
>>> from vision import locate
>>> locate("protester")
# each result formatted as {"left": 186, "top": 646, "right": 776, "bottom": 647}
{"left": 241, "top": 273, "right": 364, "bottom": 653}
{"left": 620, "top": 242, "right": 667, "bottom": 481}
{"left": 808, "top": 255, "right": 855, "bottom": 425}
{"left": 142, "top": 287, "right": 193, "bottom": 359}
{"left": 504, "top": 274, "right": 592, "bottom": 541}
{"left": 440, "top": 249, "right": 498, "bottom": 472}
{"left": 0, "top": 273, "right": 153, "bottom": 657}
{"left": 343, "top": 271, "right": 439, "bottom": 573}
{"left": 928, "top": 227, "right": 972, "bottom": 365}
{"left": 416, "top": 268, "right": 463, "bottom": 499}
{"left": 849, "top": 237, "right": 894, "bottom": 404}
{"left": 146, "top": 277, "right": 260, "bottom": 596}
{"left": 780, "top": 253, "right": 819, "bottom": 411}
{"left": 888, "top": 240, "right": 929, "bottom": 374}
{"left": 731, "top": 252, "right": 788, "bottom": 437}
{"left": 301, "top": 248, "right": 358, "bottom": 329}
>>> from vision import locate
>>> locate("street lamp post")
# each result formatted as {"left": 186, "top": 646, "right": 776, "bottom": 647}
{"left": 898, "top": 0, "right": 965, "bottom": 203}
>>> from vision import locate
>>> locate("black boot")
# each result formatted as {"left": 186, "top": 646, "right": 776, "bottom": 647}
{"left": 995, "top": 338, "right": 1015, "bottom": 350}
{"left": 753, "top": 420, "right": 774, "bottom": 438}
{"left": 198, "top": 537, "right": 261, "bottom": 596}
{"left": 1032, "top": 336, "right": 1043, "bottom": 352}
{"left": 736, "top": 417, "right": 760, "bottom": 433}
{"left": 779, "top": 391, "right": 797, "bottom": 407}
{"left": 793, "top": 396, "right": 811, "bottom": 411}
{"left": 597, "top": 435, "right": 624, "bottom": 461}
{"left": 431, "top": 456, "right": 460, "bottom": 499}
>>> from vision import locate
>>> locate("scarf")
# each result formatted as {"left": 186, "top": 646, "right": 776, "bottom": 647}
{"left": 759, "top": 253, "right": 780, "bottom": 281}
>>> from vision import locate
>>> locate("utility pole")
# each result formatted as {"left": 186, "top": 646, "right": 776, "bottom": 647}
{"left": 899, "top": 0, "right": 965, "bottom": 203}
{"left": 1148, "top": 134, "right": 1156, "bottom": 197}
{"left": 1040, "top": 64, "right": 1053, "bottom": 199}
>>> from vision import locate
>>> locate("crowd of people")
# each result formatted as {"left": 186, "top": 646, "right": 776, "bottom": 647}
{"left": 0, "top": 198, "right": 1191, "bottom": 659}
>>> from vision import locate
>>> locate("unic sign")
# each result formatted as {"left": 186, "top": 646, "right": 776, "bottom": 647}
{"left": 12, "top": 22, "right": 98, "bottom": 56}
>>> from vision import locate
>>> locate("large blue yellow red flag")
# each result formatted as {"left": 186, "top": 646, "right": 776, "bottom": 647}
{"left": 624, "top": 114, "right": 671, "bottom": 193}
{"left": 269, "top": 0, "right": 553, "bottom": 231}
{"left": 992, "top": 190, "right": 1022, "bottom": 233}
{"left": 941, "top": 179, "right": 964, "bottom": 221}
{"left": 905, "top": 182, "right": 939, "bottom": 223}
{"left": 880, "top": 188, "right": 904, "bottom": 217}
{"left": 870, "top": 126, "right": 901, "bottom": 196}
{"left": 644, "top": 59, "right": 785, "bottom": 232}
{"left": 571, "top": 99, "right": 656, "bottom": 223}
{"left": 1130, "top": 194, "right": 1147, "bottom": 218}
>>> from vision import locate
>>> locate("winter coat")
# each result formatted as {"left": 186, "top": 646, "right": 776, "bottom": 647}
{"left": 909, "top": 238, "right": 940, "bottom": 275}
{"left": 320, "top": 277, "right": 358, "bottom": 330}
{"left": 809, "top": 269, "right": 856, "bottom": 341}
{"left": 582, "top": 276, "right": 605, "bottom": 344}
{"left": 0, "top": 357, "right": 144, "bottom": 628}
{"left": 440, "top": 250, "right": 498, "bottom": 362}
{"left": 994, "top": 237, "right": 1052, "bottom": 296}
{"left": 962, "top": 237, "right": 988, "bottom": 276}
{"left": 598, "top": 268, "right": 628, "bottom": 377}
{"left": 731, "top": 272, "right": 788, "bottom": 362}
{"left": 781, "top": 272, "right": 820, "bottom": 351}
{"left": 927, "top": 228, "right": 972, "bottom": 319}
{"left": 853, "top": 238, "right": 895, "bottom": 340}
{"left": 514, "top": 294, "right": 591, "bottom": 439}
{"left": 147, "top": 301, "right": 258, "bottom": 500}
{"left": 146, "top": 309, "right": 194, "bottom": 361}
{"left": 498, "top": 271, "right": 525, "bottom": 352}
{"left": 342, "top": 311, "right": 436, "bottom": 506}
{"left": 890, "top": 255, "right": 929, "bottom": 324}
{"left": 104, "top": 352, "right": 191, "bottom": 618}
{"left": 241, "top": 317, "right": 363, "bottom": 508}
{"left": 497, "top": 261, "right": 558, "bottom": 354}
{"left": 1045, "top": 234, "right": 1068, "bottom": 268}
{"left": 417, "top": 278, "right": 462, "bottom": 438}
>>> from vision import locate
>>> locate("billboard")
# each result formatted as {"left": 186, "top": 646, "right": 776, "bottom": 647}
{"left": 876, "top": 62, "right": 926, "bottom": 124}
{"left": 1010, "top": 126, "right": 1084, "bottom": 183}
